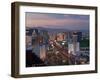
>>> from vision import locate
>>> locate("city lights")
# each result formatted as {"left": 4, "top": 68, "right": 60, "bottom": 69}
{"left": 26, "top": 28, "right": 89, "bottom": 67}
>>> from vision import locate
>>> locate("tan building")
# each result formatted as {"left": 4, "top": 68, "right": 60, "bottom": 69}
{"left": 49, "top": 33, "right": 56, "bottom": 41}
{"left": 40, "top": 45, "right": 46, "bottom": 61}
{"left": 56, "top": 33, "right": 66, "bottom": 41}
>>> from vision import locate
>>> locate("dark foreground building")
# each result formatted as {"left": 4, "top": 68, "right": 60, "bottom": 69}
{"left": 26, "top": 50, "right": 45, "bottom": 67}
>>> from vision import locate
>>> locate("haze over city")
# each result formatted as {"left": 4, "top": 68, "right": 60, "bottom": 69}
{"left": 26, "top": 12, "right": 89, "bottom": 30}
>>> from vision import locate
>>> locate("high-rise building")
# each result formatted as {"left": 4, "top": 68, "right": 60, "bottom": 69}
{"left": 73, "top": 32, "right": 79, "bottom": 54}
{"left": 56, "top": 33, "right": 66, "bottom": 41}
{"left": 49, "top": 33, "right": 56, "bottom": 41}
{"left": 68, "top": 42, "right": 80, "bottom": 55}
{"left": 41, "top": 30, "right": 49, "bottom": 44}
{"left": 32, "top": 29, "right": 48, "bottom": 60}
{"left": 77, "top": 32, "right": 82, "bottom": 42}
{"left": 40, "top": 45, "right": 46, "bottom": 61}
{"left": 26, "top": 35, "right": 32, "bottom": 50}
{"left": 67, "top": 32, "right": 73, "bottom": 43}
{"left": 32, "top": 29, "right": 40, "bottom": 57}
{"left": 32, "top": 29, "right": 39, "bottom": 46}
{"left": 68, "top": 31, "right": 82, "bottom": 42}
{"left": 82, "top": 32, "right": 89, "bottom": 40}
{"left": 63, "top": 32, "right": 68, "bottom": 41}
{"left": 68, "top": 32, "right": 80, "bottom": 55}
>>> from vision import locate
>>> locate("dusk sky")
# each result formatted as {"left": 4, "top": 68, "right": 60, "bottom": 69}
{"left": 25, "top": 12, "right": 89, "bottom": 30}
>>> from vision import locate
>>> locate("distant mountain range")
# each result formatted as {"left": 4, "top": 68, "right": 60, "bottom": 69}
{"left": 26, "top": 26, "right": 89, "bottom": 33}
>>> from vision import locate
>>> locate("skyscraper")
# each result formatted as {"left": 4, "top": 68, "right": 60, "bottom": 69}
{"left": 56, "top": 33, "right": 65, "bottom": 41}
{"left": 68, "top": 32, "right": 80, "bottom": 55}
{"left": 40, "top": 45, "right": 46, "bottom": 61}
{"left": 77, "top": 32, "right": 82, "bottom": 42}
{"left": 32, "top": 29, "right": 40, "bottom": 57}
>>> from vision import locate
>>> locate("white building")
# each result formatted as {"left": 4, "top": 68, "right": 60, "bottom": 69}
{"left": 68, "top": 42, "right": 80, "bottom": 55}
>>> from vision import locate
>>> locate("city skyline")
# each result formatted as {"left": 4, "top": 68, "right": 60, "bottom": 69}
{"left": 26, "top": 12, "right": 89, "bottom": 30}
{"left": 26, "top": 12, "right": 90, "bottom": 67}
{"left": 26, "top": 28, "right": 89, "bottom": 67}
